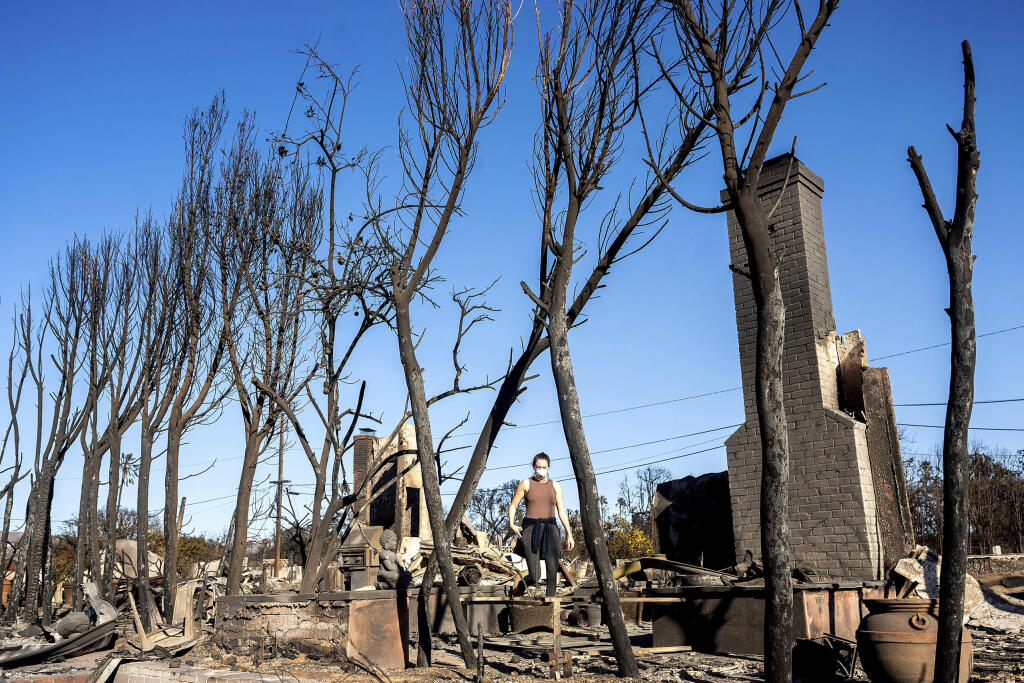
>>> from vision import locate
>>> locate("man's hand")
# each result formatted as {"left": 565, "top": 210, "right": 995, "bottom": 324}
{"left": 509, "top": 522, "right": 522, "bottom": 538}
{"left": 565, "top": 534, "right": 575, "bottom": 551}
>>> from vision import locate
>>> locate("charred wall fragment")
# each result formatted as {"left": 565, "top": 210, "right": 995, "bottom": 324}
{"left": 653, "top": 472, "right": 735, "bottom": 570}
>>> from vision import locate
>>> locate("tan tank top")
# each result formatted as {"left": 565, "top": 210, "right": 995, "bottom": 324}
{"left": 524, "top": 477, "right": 556, "bottom": 519}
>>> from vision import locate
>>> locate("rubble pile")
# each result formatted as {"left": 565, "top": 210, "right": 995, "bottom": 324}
{"left": 0, "top": 582, "right": 119, "bottom": 669}
{"left": 400, "top": 516, "right": 526, "bottom": 589}
{"left": 892, "top": 545, "right": 1024, "bottom": 633}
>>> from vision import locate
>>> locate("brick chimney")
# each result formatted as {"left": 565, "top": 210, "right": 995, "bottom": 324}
{"left": 352, "top": 430, "right": 376, "bottom": 524}
{"left": 724, "top": 154, "right": 887, "bottom": 579}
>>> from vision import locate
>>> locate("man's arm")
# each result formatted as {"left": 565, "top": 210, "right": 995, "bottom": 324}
{"left": 508, "top": 479, "right": 528, "bottom": 538}
{"left": 552, "top": 481, "right": 575, "bottom": 550}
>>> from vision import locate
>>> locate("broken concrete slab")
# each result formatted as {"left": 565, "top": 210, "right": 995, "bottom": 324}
{"left": 0, "top": 650, "right": 109, "bottom": 683}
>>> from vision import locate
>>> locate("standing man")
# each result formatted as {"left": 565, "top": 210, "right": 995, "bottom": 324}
{"left": 508, "top": 453, "right": 575, "bottom": 596}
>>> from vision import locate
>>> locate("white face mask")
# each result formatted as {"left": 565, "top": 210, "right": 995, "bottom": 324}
{"left": 534, "top": 467, "right": 548, "bottom": 479}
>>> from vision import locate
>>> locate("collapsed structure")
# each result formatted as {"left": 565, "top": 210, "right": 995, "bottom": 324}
{"left": 352, "top": 424, "right": 431, "bottom": 543}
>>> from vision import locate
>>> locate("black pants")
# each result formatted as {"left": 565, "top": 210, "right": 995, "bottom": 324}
{"left": 522, "top": 522, "right": 561, "bottom": 596}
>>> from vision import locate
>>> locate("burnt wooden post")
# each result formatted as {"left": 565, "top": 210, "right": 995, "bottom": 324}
{"left": 551, "top": 596, "right": 562, "bottom": 681}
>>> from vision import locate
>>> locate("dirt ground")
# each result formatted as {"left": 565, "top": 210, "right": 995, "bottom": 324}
{"left": 172, "top": 626, "right": 1024, "bottom": 682}
{"left": 1, "top": 622, "right": 1019, "bottom": 681}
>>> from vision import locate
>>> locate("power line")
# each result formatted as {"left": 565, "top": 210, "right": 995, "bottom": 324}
{"left": 898, "top": 423, "right": 1024, "bottom": 433}
{"left": 557, "top": 444, "right": 726, "bottom": 483}
{"left": 482, "top": 423, "right": 741, "bottom": 472}
{"left": 440, "top": 438, "right": 730, "bottom": 488}
{"left": 439, "top": 324, "right": 1023, "bottom": 442}
{"left": 445, "top": 388, "right": 741, "bottom": 438}
{"left": 895, "top": 398, "right": 1024, "bottom": 407}
{"left": 868, "top": 323, "right": 1024, "bottom": 362}
{"left": 904, "top": 450, "right": 1023, "bottom": 460}
{"left": 590, "top": 424, "right": 740, "bottom": 455}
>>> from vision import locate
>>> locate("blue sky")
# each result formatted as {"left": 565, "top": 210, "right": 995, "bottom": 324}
{"left": 1, "top": 2, "right": 1022, "bottom": 537}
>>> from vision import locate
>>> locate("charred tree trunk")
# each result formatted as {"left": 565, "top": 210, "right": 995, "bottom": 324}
{"left": 72, "top": 452, "right": 98, "bottom": 610}
{"left": 931, "top": 93, "right": 977, "bottom": 683}
{"left": 754, "top": 272, "right": 791, "bottom": 679}
{"left": 162, "top": 410, "right": 183, "bottom": 618}
{"left": 226, "top": 438, "right": 260, "bottom": 595}
{"left": 136, "top": 418, "right": 159, "bottom": 629}
{"left": 547, "top": 308, "right": 639, "bottom": 677}
{"left": 5, "top": 490, "right": 31, "bottom": 623}
{"left": 41, "top": 527, "right": 56, "bottom": 625}
{"left": 102, "top": 426, "right": 121, "bottom": 599}
{"left": 415, "top": 330, "right": 547, "bottom": 660}
{"left": 663, "top": 3, "right": 838, "bottom": 679}
{"left": 907, "top": 40, "right": 978, "bottom": 683}
{"left": 21, "top": 462, "right": 57, "bottom": 622}
{"left": 724, "top": 186, "right": 794, "bottom": 682}
{"left": 87, "top": 451, "right": 103, "bottom": 591}
{"left": 0, "top": 474, "right": 16, "bottom": 611}
{"left": 397, "top": 300, "right": 476, "bottom": 668}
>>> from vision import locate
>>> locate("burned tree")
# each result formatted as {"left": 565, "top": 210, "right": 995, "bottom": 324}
{"left": 367, "top": 0, "right": 512, "bottom": 667}
{"left": 0, "top": 315, "right": 30, "bottom": 609}
{"left": 11, "top": 242, "right": 98, "bottom": 623}
{"left": 97, "top": 232, "right": 153, "bottom": 600}
{"left": 72, "top": 235, "right": 114, "bottom": 609}
{"left": 134, "top": 215, "right": 181, "bottom": 627}
{"left": 259, "top": 48, "right": 401, "bottom": 592}
{"left": 515, "top": 2, "right": 676, "bottom": 674}
{"left": 654, "top": 2, "right": 838, "bottom": 679}
{"left": 418, "top": 5, "right": 717, "bottom": 668}
{"left": 160, "top": 96, "right": 234, "bottom": 620}
{"left": 906, "top": 40, "right": 979, "bottom": 683}
{"left": 214, "top": 117, "right": 319, "bottom": 595}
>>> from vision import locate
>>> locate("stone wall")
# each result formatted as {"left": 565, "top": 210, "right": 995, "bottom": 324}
{"left": 214, "top": 595, "right": 351, "bottom": 659}
{"left": 967, "top": 554, "right": 1024, "bottom": 578}
{"left": 213, "top": 592, "right": 407, "bottom": 669}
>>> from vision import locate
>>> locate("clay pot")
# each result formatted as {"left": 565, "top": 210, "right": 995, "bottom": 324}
{"left": 560, "top": 606, "right": 590, "bottom": 627}
{"left": 856, "top": 599, "right": 972, "bottom": 683}
{"left": 585, "top": 603, "right": 602, "bottom": 627}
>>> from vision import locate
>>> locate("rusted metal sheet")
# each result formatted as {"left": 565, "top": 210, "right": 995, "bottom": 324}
{"left": 0, "top": 584, "right": 118, "bottom": 668}
{"left": 831, "top": 588, "right": 862, "bottom": 641}
{"left": 347, "top": 597, "right": 408, "bottom": 670}
{"left": 798, "top": 589, "right": 830, "bottom": 640}
{"left": 411, "top": 584, "right": 510, "bottom": 635}
{"left": 651, "top": 586, "right": 765, "bottom": 654}
{"left": 649, "top": 583, "right": 886, "bottom": 656}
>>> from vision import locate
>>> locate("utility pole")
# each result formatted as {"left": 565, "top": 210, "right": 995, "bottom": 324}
{"left": 273, "top": 427, "right": 289, "bottom": 578}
